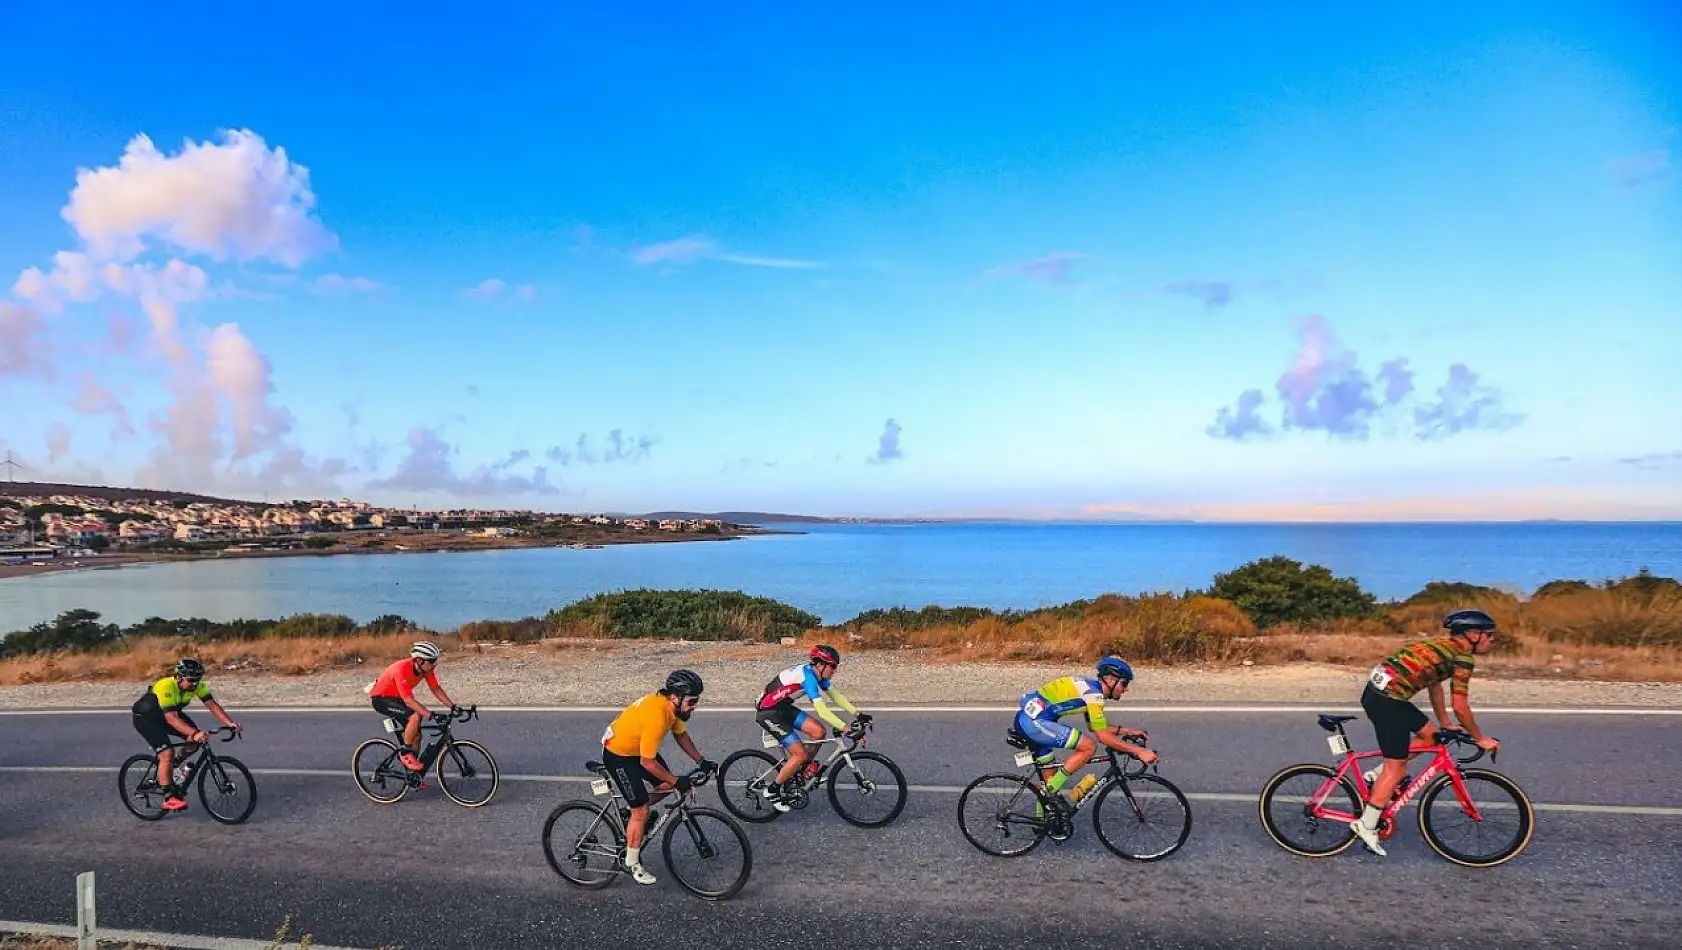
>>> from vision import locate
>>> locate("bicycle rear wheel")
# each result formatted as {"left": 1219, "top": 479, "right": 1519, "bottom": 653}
{"left": 715, "top": 749, "right": 784, "bottom": 824}
{"left": 826, "top": 750, "right": 908, "bottom": 828}
{"left": 1417, "top": 768, "right": 1535, "bottom": 868}
{"left": 353, "top": 738, "right": 410, "bottom": 804}
{"left": 437, "top": 739, "right": 499, "bottom": 807}
{"left": 198, "top": 755, "right": 258, "bottom": 825}
{"left": 118, "top": 754, "right": 166, "bottom": 821}
{"left": 956, "top": 774, "right": 1049, "bottom": 856}
{"left": 1258, "top": 763, "right": 1360, "bottom": 857}
{"left": 542, "top": 801, "right": 623, "bottom": 889}
{"left": 1092, "top": 773, "right": 1191, "bottom": 861}
{"left": 662, "top": 806, "right": 752, "bottom": 901}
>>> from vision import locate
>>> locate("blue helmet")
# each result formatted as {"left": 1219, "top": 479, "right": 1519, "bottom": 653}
{"left": 1096, "top": 656, "right": 1134, "bottom": 683}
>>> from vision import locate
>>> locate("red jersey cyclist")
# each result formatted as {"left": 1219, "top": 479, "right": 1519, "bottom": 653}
{"left": 367, "top": 640, "right": 462, "bottom": 772}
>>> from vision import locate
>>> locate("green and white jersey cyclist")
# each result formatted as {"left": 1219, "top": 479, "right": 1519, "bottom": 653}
{"left": 1014, "top": 656, "right": 1156, "bottom": 809}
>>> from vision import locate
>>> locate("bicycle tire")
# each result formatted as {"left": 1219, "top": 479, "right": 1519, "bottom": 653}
{"left": 956, "top": 773, "right": 1049, "bottom": 857}
{"left": 1257, "top": 763, "right": 1361, "bottom": 857}
{"left": 662, "top": 806, "right": 752, "bottom": 901}
{"left": 1417, "top": 767, "right": 1535, "bottom": 868}
{"left": 198, "top": 755, "right": 258, "bottom": 825}
{"left": 436, "top": 739, "right": 500, "bottom": 807}
{"left": 118, "top": 754, "right": 166, "bottom": 821}
{"left": 825, "top": 750, "right": 908, "bottom": 828}
{"left": 1092, "top": 772, "right": 1191, "bottom": 861}
{"left": 542, "top": 800, "right": 624, "bottom": 889}
{"left": 352, "top": 738, "right": 410, "bottom": 804}
{"left": 715, "top": 749, "right": 784, "bottom": 824}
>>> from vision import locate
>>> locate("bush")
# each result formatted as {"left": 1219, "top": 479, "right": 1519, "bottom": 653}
{"left": 1534, "top": 579, "right": 1593, "bottom": 598}
{"left": 548, "top": 589, "right": 820, "bottom": 641}
{"left": 266, "top": 613, "right": 359, "bottom": 638}
{"left": 1403, "top": 581, "right": 1506, "bottom": 607}
{"left": 458, "top": 617, "right": 550, "bottom": 642}
{"left": 837, "top": 605, "right": 1007, "bottom": 630}
{"left": 1207, "top": 556, "right": 1378, "bottom": 628}
{"left": 0, "top": 609, "right": 122, "bottom": 658}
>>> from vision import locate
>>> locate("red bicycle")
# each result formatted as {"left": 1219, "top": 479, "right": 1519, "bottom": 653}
{"left": 1258, "top": 713, "right": 1534, "bottom": 867}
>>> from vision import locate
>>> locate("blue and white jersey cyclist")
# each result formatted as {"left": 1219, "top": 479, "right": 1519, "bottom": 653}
{"left": 1015, "top": 656, "right": 1157, "bottom": 809}
{"left": 753, "top": 643, "right": 872, "bottom": 812}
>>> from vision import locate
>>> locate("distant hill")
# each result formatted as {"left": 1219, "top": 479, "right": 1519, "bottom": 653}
{"left": 0, "top": 481, "right": 277, "bottom": 508}
{"left": 639, "top": 510, "right": 837, "bottom": 524}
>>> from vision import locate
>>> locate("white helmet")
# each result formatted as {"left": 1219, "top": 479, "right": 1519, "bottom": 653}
{"left": 410, "top": 640, "right": 441, "bottom": 661}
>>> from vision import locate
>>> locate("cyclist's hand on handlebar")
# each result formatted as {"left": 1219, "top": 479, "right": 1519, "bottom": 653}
{"left": 1475, "top": 736, "right": 1501, "bottom": 753}
{"left": 1136, "top": 748, "right": 1160, "bottom": 766}
{"left": 674, "top": 774, "right": 694, "bottom": 793}
{"left": 698, "top": 759, "right": 718, "bottom": 774}
{"left": 189, "top": 730, "right": 208, "bottom": 743}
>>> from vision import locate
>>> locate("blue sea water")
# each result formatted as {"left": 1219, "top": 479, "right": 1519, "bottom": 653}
{"left": 2, "top": 522, "right": 1680, "bottom": 632}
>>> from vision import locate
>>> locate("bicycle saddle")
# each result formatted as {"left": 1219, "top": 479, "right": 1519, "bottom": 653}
{"left": 1004, "top": 727, "right": 1030, "bottom": 749}
{"left": 585, "top": 760, "right": 609, "bottom": 775}
{"left": 1317, "top": 714, "right": 1357, "bottom": 731}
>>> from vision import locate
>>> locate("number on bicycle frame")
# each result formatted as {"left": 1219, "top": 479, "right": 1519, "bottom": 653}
{"left": 590, "top": 778, "right": 611, "bottom": 797}
{"left": 761, "top": 731, "right": 779, "bottom": 749}
{"left": 1013, "top": 750, "right": 1035, "bottom": 767}
{"left": 1326, "top": 733, "right": 1350, "bottom": 756}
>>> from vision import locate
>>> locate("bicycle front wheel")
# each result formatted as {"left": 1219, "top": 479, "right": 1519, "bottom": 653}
{"left": 956, "top": 774, "right": 1048, "bottom": 857}
{"left": 662, "top": 806, "right": 752, "bottom": 901}
{"left": 352, "top": 738, "right": 410, "bottom": 804}
{"left": 198, "top": 755, "right": 258, "bottom": 825}
{"left": 826, "top": 750, "right": 908, "bottom": 828}
{"left": 542, "top": 801, "right": 623, "bottom": 889}
{"left": 1417, "top": 768, "right": 1535, "bottom": 868}
{"left": 715, "top": 749, "right": 784, "bottom": 824}
{"left": 1093, "top": 773, "right": 1191, "bottom": 861}
{"left": 437, "top": 739, "right": 499, "bottom": 807}
{"left": 118, "top": 754, "right": 166, "bottom": 821}
{"left": 1258, "top": 763, "right": 1360, "bottom": 857}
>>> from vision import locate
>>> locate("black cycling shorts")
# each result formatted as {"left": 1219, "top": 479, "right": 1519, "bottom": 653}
{"left": 1361, "top": 684, "right": 1429, "bottom": 760}
{"left": 132, "top": 710, "right": 196, "bottom": 753}
{"left": 372, "top": 696, "right": 415, "bottom": 726}
{"left": 754, "top": 702, "right": 811, "bottom": 746}
{"left": 601, "top": 749, "right": 669, "bottom": 808}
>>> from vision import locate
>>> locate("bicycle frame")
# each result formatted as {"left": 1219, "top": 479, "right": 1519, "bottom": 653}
{"left": 582, "top": 767, "right": 714, "bottom": 855}
{"left": 1311, "top": 720, "right": 1487, "bottom": 826}
{"left": 376, "top": 705, "right": 479, "bottom": 772}
{"left": 1010, "top": 742, "right": 1145, "bottom": 814}
{"left": 757, "top": 721, "right": 871, "bottom": 785}
{"left": 147, "top": 727, "right": 238, "bottom": 788}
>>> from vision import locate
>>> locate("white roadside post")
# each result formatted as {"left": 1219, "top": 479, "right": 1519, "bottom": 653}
{"left": 76, "top": 870, "right": 96, "bottom": 950}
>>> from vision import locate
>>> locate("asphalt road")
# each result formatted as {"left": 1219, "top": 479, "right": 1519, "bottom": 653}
{"left": 2, "top": 707, "right": 1679, "bottom": 950}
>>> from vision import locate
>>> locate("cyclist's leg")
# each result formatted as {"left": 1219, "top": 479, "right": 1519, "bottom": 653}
{"left": 603, "top": 750, "right": 658, "bottom": 883}
{"left": 373, "top": 698, "right": 422, "bottom": 770}
{"left": 1354, "top": 684, "right": 1426, "bottom": 851}
{"left": 133, "top": 712, "right": 186, "bottom": 808}
{"left": 775, "top": 710, "right": 825, "bottom": 786}
{"left": 1016, "top": 711, "right": 1082, "bottom": 794}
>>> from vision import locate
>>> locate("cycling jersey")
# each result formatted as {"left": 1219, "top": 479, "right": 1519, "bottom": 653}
{"left": 367, "top": 658, "right": 440, "bottom": 702}
{"left": 1019, "top": 675, "right": 1109, "bottom": 730}
{"left": 757, "top": 663, "right": 858, "bottom": 731}
{"left": 602, "top": 691, "right": 687, "bottom": 759}
{"left": 1370, "top": 636, "right": 1474, "bottom": 700}
{"left": 132, "top": 676, "right": 213, "bottom": 717}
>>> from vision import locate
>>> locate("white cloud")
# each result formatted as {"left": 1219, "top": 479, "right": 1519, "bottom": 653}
{"left": 206, "top": 323, "right": 292, "bottom": 460}
{"left": 465, "top": 278, "right": 537, "bottom": 302}
{"left": 632, "top": 234, "right": 823, "bottom": 269}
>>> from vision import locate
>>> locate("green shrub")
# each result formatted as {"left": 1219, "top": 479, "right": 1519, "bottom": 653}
{"left": 1207, "top": 555, "right": 1378, "bottom": 629}
{"left": 548, "top": 589, "right": 819, "bottom": 641}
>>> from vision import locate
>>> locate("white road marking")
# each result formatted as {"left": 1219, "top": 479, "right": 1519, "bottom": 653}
{"left": 0, "top": 919, "right": 368, "bottom": 950}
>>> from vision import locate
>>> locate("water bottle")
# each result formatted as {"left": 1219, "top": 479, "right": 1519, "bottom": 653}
{"left": 802, "top": 761, "right": 820, "bottom": 783}
{"left": 172, "top": 763, "right": 188, "bottom": 785}
{"left": 1069, "top": 774, "right": 1098, "bottom": 803}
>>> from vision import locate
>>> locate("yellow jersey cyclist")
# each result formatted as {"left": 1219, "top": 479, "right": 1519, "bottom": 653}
{"left": 1351, "top": 608, "right": 1501, "bottom": 856}
{"left": 599, "top": 669, "right": 717, "bottom": 886}
{"left": 130, "top": 657, "right": 242, "bottom": 812}
{"left": 1015, "top": 656, "right": 1156, "bottom": 814}
{"left": 753, "top": 643, "right": 872, "bottom": 813}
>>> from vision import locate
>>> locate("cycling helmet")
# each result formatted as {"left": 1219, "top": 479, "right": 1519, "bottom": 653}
{"left": 174, "top": 657, "right": 205, "bottom": 680}
{"left": 1096, "top": 656, "right": 1134, "bottom": 683}
{"left": 664, "top": 668, "right": 704, "bottom": 697}
{"left": 411, "top": 640, "right": 442, "bottom": 662}
{"left": 1443, "top": 609, "right": 1497, "bottom": 637}
{"left": 809, "top": 644, "right": 841, "bottom": 667}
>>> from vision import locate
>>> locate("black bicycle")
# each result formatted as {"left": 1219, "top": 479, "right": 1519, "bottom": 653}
{"left": 352, "top": 704, "right": 499, "bottom": 807}
{"left": 118, "top": 726, "right": 257, "bottom": 824}
{"left": 957, "top": 726, "right": 1192, "bottom": 860}
{"left": 541, "top": 761, "right": 753, "bottom": 901}
{"left": 716, "top": 717, "right": 907, "bottom": 827}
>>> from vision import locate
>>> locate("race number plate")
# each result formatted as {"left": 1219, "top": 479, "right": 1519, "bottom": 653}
{"left": 591, "top": 778, "right": 611, "bottom": 797}
{"left": 382, "top": 718, "right": 401, "bottom": 733}
{"left": 1368, "top": 664, "right": 1395, "bottom": 692}
{"left": 1327, "top": 733, "right": 1350, "bottom": 756}
{"left": 761, "top": 731, "right": 779, "bottom": 748}
{"left": 1013, "top": 750, "right": 1035, "bottom": 767}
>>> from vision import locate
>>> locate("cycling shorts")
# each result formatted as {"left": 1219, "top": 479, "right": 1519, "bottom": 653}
{"left": 754, "top": 703, "right": 812, "bottom": 748}
{"left": 602, "top": 748, "right": 670, "bottom": 808}
{"left": 1014, "top": 709, "right": 1080, "bottom": 753}
{"left": 132, "top": 710, "right": 196, "bottom": 753}
{"left": 1361, "top": 683, "right": 1429, "bottom": 759}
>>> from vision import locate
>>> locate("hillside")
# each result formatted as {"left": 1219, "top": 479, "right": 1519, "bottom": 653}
{"left": 639, "top": 510, "right": 837, "bottom": 524}
{"left": 0, "top": 481, "right": 277, "bottom": 508}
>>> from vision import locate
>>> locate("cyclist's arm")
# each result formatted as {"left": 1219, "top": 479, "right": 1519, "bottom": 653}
{"left": 1096, "top": 726, "right": 1152, "bottom": 759}
{"left": 163, "top": 710, "right": 201, "bottom": 739}
{"left": 203, "top": 697, "right": 238, "bottom": 730}
{"left": 825, "top": 687, "right": 861, "bottom": 719}
{"left": 1448, "top": 665, "right": 1491, "bottom": 743}
{"left": 1426, "top": 682, "right": 1451, "bottom": 729}
{"left": 641, "top": 730, "right": 681, "bottom": 790}
{"left": 396, "top": 675, "right": 430, "bottom": 716}
{"left": 672, "top": 730, "right": 704, "bottom": 766}
{"left": 426, "top": 672, "right": 455, "bottom": 709}
{"left": 804, "top": 668, "right": 850, "bottom": 732}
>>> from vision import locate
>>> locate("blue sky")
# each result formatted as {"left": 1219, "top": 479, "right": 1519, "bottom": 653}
{"left": 1, "top": 2, "right": 1679, "bottom": 519}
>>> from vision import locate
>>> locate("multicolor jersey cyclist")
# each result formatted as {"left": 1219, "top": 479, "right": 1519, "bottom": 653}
{"left": 754, "top": 644, "right": 872, "bottom": 812}
{"left": 367, "top": 641, "right": 460, "bottom": 773}
{"left": 1015, "top": 656, "right": 1156, "bottom": 808}
{"left": 1350, "top": 608, "right": 1501, "bottom": 856}
{"left": 599, "top": 669, "right": 716, "bottom": 886}
{"left": 130, "top": 657, "right": 242, "bottom": 812}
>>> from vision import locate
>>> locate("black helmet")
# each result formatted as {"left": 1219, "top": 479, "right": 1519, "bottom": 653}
{"left": 664, "top": 669, "right": 704, "bottom": 697}
{"left": 1443, "top": 609, "right": 1497, "bottom": 636}
{"left": 174, "top": 657, "right": 205, "bottom": 680}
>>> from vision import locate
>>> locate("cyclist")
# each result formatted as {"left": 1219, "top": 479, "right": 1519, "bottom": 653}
{"left": 367, "top": 641, "right": 460, "bottom": 773}
{"left": 130, "top": 657, "right": 242, "bottom": 812}
{"left": 600, "top": 669, "right": 717, "bottom": 886}
{"left": 1014, "top": 656, "right": 1156, "bottom": 813}
{"left": 1350, "top": 608, "right": 1501, "bottom": 856}
{"left": 753, "top": 643, "right": 872, "bottom": 812}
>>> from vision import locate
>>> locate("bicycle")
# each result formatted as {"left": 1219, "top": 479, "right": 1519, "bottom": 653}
{"left": 1257, "top": 713, "right": 1535, "bottom": 868}
{"left": 541, "top": 761, "right": 752, "bottom": 901}
{"left": 118, "top": 726, "right": 257, "bottom": 824}
{"left": 715, "top": 717, "right": 907, "bottom": 827}
{"left": 956, "top": 725, "right": 1191, "bottom": 860}
{"left": 352, "top": 704, "right": 499, "bottom": 807}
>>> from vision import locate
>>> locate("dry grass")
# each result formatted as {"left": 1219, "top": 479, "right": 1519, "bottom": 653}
{"left": 0, "top": 632, "right": 429, "bottom": 686}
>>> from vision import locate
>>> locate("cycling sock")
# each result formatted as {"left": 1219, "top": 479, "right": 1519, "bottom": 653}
{"left": 1046, "top": 769, "right": 1070, "bottom": 793}
{"left": 625, "top": 846, "right": 641, "bottom": 867}
{"left": 1359, "top": 803, "right": 1382, "bottom": 830}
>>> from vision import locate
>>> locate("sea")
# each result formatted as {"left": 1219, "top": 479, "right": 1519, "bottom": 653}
{"left": 2, "top": 521, "right": 1680, "bottom": 633}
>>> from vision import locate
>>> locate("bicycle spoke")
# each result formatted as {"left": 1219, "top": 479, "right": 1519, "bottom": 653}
{"left": 1419, "top": 771, "right": 1534, "bottom": 867}
{"left": 662, "top": 808, "right": 751, "bottom": 900}
{"left": 542, "top": 803, "right": 622, "bottom": 888}
{"left": 957, "top": 775, "right": 1048, "bottom": 856}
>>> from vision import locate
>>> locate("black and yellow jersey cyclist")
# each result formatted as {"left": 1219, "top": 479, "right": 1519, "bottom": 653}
{"left": 131, "top": 657, "right": 242, "bottom": 811}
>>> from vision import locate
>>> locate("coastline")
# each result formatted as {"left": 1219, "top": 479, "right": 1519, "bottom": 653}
{"left": 0, "top": 525, "right": 790, "bottom": 581}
